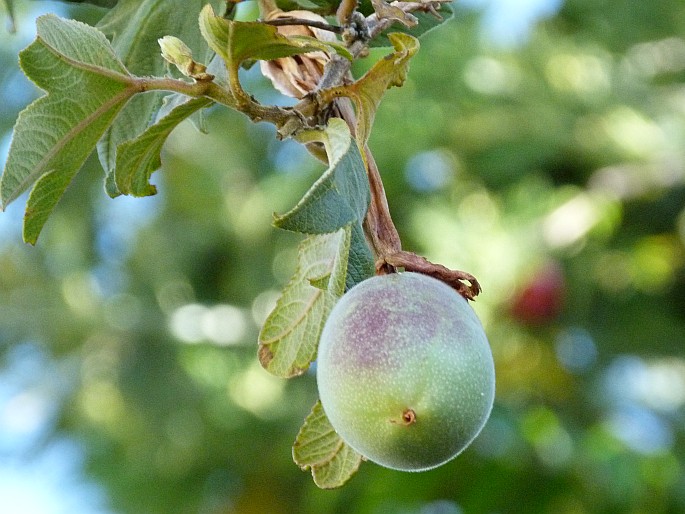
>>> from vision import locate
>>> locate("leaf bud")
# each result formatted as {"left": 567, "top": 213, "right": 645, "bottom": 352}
{"left": 158, "top": 35, "right": 213, "bottom": 81}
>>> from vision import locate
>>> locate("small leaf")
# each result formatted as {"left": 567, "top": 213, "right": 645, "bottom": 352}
{"left": 0, "top": 14, "right": 135, "bottom": 243}
{"left": 293, "top": 400, "right": 363, "bottom": 489}
{"left": 322, "top": 33, "right": 419, "bottom": 146}
{"left": 199, "top": 5, "right": 348, "bottom": 78}
{"left": 258, "top": 227, "right": 350, "bottom": 378}
{"left": 369, "top": 3, "right": 454, "bottom": 48}
{"left": 114, "top": 96, "right": 212, "bottom": 197}
{"left": 274, "top": 118, "right": 369, "bottom": 234}
{"left": 201, "top": 6, "right": 320, "bottom": 65}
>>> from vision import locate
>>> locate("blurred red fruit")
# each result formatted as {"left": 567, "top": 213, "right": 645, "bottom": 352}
{"left": 510, "top": 263, "right": 565, "bottom": 324}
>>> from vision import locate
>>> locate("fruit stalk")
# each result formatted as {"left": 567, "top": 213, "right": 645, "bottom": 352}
{"left": 332, "top": 98, "right": 481, "bottom": 299}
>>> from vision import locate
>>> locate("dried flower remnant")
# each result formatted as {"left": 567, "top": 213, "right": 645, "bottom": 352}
{"left": 260, "top": 11, "right": 338, "bottom": 98}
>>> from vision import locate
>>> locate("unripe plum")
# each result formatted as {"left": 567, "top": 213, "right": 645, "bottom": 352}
{"left": 316, "top": 272, "right": 495, "bottom": 472}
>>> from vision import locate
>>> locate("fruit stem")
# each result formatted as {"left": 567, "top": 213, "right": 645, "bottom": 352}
{"left": 311, "top": 3, "right": 481, "bottom": 300}
{"left": 362, "top": 145, "right": 403, "bottom": 274}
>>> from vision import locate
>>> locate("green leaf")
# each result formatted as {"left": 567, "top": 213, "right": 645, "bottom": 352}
{"left": 324, "top": 33, "right": 419, "bottom": 146}
{"left": 274, "top": 118, "right": 370, "bottom": 234}
{"left": 258, "top": 227, "right": 350, "bottom": 378}
{"left": 0, "top": 14, "right": 135, "bottom": 244}
{"left": 198, "top": 5, "right": 349, "bottom": 85}
{"left": 293, "top": 400, "right": 363, "bottom": 489}
{"left": 114, "top": 97, "right": 211, "bottom": 197}
{"left": 200, "top": 6, "right": 322, "bottom": 64}
{"left": 100, "top": 94, "right": 161, "bottom": 198}
{"left": 369, "top": 3, "right": 454, "bottom": 47}
{"left": 96, "top": 0, "right": 221, "bottom": 192}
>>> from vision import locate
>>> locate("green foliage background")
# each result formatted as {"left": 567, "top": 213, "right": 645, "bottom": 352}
{"left": 1, "top": 0, "right": 685, "bottom": 513}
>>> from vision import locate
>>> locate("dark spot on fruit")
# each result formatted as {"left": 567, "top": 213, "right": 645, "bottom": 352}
{"left": 402, "top": 408, "right": 417, "bottom": 425}
{"left": 390, "top": 408, "right": 417, "bottom": 426}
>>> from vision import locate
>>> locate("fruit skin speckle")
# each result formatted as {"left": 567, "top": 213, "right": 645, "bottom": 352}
{"left": 316, "top": 272, "right": 495, "bottom": 472}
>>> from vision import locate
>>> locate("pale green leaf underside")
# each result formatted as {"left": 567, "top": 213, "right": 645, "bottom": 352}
{"left": 274, "top": 118, "right": 370, "bottom": 234}
{"left": 114, "top": 96, "right": 212, "bottom": 196}
{"left": 101, "top": 93, "right": 162, "bottom": 197}
{"left": 293, "top": 400, "right": 362, "bottom": 489}
{"left": 258, "top": 227, "right": 350, "bottom": 378}
{"left": 0, "top": 14, "right": 134, "bottom": 243}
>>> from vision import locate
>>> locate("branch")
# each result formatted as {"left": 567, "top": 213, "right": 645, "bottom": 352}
{"left": 262, "top": 17, "right": 344, "bottom": 34}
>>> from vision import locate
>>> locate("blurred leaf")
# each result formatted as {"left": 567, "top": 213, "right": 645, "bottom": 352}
{"left": 258, "top": 227, "right": 350, "bottom": 377}
{"left": 0, "top": 14, "right": 134, "bottom": 243}
{"left": 370, "top": 4, "right": 454, "bottom": 47}
{"left": 114, "top": 96, "right": 212, "bottom": 197}
{"left": 2, "top": 0, "right": 15, "bottom": 32}
{"left": 275, "top": 118, "right": 370, "bottom": 233}
{"left": 323, "top": 33, "right": 419, "bottom": 145}
{"left": 293, "top": 400, "right": 363, "bottom": 489}
{"left": 96, "top": 0, "right": 221, "bottom": 193}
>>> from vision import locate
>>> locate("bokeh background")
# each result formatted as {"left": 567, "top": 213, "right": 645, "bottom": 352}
{"left": 1, "top": 0, "right": 685, "bottom": 513}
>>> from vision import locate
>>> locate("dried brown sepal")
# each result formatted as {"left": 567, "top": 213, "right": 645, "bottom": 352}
{"left": 380, "top": 251, "right": 481, "bottom": 301}
{"left": 370, "top": 0, "right": 418, "bottom": 28}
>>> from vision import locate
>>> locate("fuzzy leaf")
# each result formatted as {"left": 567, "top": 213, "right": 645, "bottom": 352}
{"left": 96, "top": 0, "right": 220, "bottom": 194}
{"left": 0, "top": 14, "right": 135, "bottom": 243}
{"left": 293, "top": 400, "right": 363, "bottom": 489}
{"left": 346, "top": 222, "right": 375, "bottom": 290}
{"left": 258, "top": 227, "right": 350, "bottom": 378}
{"left": 274, "top": 118, "right": 369, "bottom": 234}
{"left": 114, "top": 97, "right": 211, "bottom": 197}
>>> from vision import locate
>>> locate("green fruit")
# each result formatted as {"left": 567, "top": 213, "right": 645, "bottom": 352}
{"left": 316, "top": 272, "right": 495, "bottom": 472}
